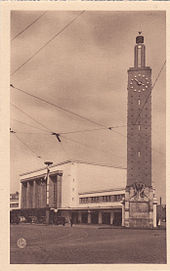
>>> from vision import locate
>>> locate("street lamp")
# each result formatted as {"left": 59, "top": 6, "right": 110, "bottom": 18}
{"left": 44, "top": 161, "right": 53, "bottom": 225}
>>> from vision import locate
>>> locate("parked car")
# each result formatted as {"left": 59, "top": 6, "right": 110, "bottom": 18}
{"left": 19, "top": 216, "right": 26, "bottom": 223}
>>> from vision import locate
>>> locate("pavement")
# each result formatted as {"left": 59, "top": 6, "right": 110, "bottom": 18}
{"left": 10, "top": 223, "right": 167, "bottom": 264}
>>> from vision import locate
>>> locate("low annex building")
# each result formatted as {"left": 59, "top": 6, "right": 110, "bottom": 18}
{"left": 10, "top": 191, "right": 20, "bottom": 210}
{"left": 19, "top": 160, "right": 126, "bottom": 225}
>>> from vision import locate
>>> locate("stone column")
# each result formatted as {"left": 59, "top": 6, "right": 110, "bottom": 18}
{"left": 153, "top": 198, "right": 157, "bottom": 228}
{"left": 122, "top": 204, "right": 125, "bottom": 226}
{"left": 42, "top": 182, "right": 47, "bottom": 208}
{"left": 98, "top": 211, "right": 102, "bottom": 224}
{"left": 26, "top": 182, "right": 30, "bottom": 208}
{"left": 124, "top": 199, "right": 130, "bottom": 227}
{"left": 33, "top": 180, "right": 37, "bottom": 208}
{"left": 21, "top": 182, "right": 26, "bottom": 208}
{"left": 88, "top": 211, "right": 91, "bottom": 224}
{"left": 57, "top": 173, "right": 62, "bottom": 208}
{"left": 110, "top": 211, "right": 114, "bottom": 225}
{"left": 78, "top": 212, "right": 82, "bottom": 224}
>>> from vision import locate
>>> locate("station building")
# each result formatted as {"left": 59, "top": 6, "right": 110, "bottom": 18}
{"left": 19, "top": 160, "right": 126, "bottom": 225}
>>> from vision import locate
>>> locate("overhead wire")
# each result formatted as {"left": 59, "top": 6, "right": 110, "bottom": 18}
{"left": 59, "top": 125, "right": 125, "bottom": 135}
{"left": 10, "top": 84, "right": 107, "bottom": 129}
{"left": 61, "top": 135, "right": 126, "bottom": 169}
{"left": 13, "top": 132, "right": 49, "bottom": 135}
{"left": 12, "top": 127, "right": 126, "bottom": 169}
{"left": 11, "top": 10, "right": 85, "bottom": 76}
{"left": 11, "top": 97, "right": 165, "bottom": 158}
{"left": 13, "top": 133, "right": 44, "bottom": 161}
{"left": 11, "top": 11, "right": 47, "bottom": 41}
{"left": 11, "top": 62, "right": 166, "bottom": 160}
{"left": 61, "top": 134, "right": 126, "bottom": 161}
{"left": 11, "top": 103, "right": 51, "bottom": 132}
{"left": 10, "top": 83, "right": 134, "bottom": 143}
{"left": 11, "top": 118, "right": 49, "bottom": 133}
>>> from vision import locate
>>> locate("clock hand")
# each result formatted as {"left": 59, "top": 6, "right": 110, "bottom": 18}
{"left": 134, "top": 78, "right": 142, "bottom": 85}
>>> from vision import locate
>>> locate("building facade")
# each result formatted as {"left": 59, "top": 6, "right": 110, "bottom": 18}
{"left": 20, "top": 160, "right": 126, "bottom": 225}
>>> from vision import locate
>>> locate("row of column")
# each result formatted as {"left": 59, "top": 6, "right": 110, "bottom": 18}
{"left": 21, "top": 173, "right": 63, "bottom": 209}
{"left": 77, "top": 210, "right": 123, "bottom": 225}
{"left": 21, "top": 179, "right": 47, "bottom": 209}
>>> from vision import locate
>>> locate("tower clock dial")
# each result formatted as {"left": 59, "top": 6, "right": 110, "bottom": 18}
{"left": 130, "top": 74, "right": 151, "bottom": 92}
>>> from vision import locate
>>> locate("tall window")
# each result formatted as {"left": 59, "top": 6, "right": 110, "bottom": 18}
{"left": 138, "top": 46, "right": 142, "bottom": 67}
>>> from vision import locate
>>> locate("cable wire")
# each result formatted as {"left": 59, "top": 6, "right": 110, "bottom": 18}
{"left": 61, "top": 135, "right": 126, "bottom": 161}
{"left": 11, "top": 84, "right": 132, "bottom": 141}
{"left": 11, "top": 103, "right": 51, "bottom": 132}
{"left": 11, "top": 11, "right": 47, "bottom": 41}
{"left": 11, "top": 84, "right": 107, "bottom": 128}
{"left": 11, "top": 118, "right": 49, "bottom": 133}
{"left": 11, "top": 10, "right": 85, "bottom": 76}
{"left": 13, "top": 133, "right": 44, "bottom": 161}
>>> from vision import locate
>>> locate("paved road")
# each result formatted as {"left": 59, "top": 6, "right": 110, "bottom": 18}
{"left": 10, "top": 224, "right": 166, "bottom": 264}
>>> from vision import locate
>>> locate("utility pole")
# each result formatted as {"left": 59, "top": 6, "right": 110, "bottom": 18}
{"left": 44, "top": 161, "right": 53, "bottom": 224}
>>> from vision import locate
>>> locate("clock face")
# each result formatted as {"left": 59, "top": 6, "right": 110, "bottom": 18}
{"left": 129, "top": 73, "right": 151, "bottom": 92}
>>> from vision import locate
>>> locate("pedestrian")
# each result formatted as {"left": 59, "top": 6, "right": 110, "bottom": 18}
{"left": 70, "top": 217, "right": 73, "bottom": 227}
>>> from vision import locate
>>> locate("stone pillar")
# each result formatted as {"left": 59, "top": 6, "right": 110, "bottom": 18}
{"left": 122, "top": 204, "right": 125, "bottom": 227}
{"left": 88, "top": 211, "right": 91, "bottom": 224}
{"left": 78, "top": 212, "right": 82, "bottom": 224}
{"left": 42, "top": 182, "right": 47, "bottom": 208}
{"left": 56, "top": 173, "right": 62, "bottom": 208}
{"left": 21, "top": 182, "right": 26, "bottom": 208}
{"left": 153, "top": 198, "right": 157, "bottom": 228}
{"left": 26, "top": 182, "right": 30, "bottom": 208}
{"left": 29, "top": 181, "right": 33, "bottom": 208}
{"left": 124, "top": 197, "right": 130, "bottom": 227}
{"left": 33, "top": 180, "right": 37, "bottom": 208}
{"left": 98, "top": 211, "right": 102, "bottom": 224}
{"left": 110, "top": 211, "right": 114, "bottom": 225}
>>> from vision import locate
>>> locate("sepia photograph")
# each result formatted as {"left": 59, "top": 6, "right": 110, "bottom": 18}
{"left": 9, "top": 9, "right": 166, "bottom": 264}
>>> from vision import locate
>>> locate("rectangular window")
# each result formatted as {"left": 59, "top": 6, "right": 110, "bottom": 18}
{"left": 138, "top": 125, "right": 141, "bottom": 131}
{"left": 138, "top": 47, "right": 142, "bottom": 67}
{"left": 138, "top": 151, "right": 141, "bottom": 157}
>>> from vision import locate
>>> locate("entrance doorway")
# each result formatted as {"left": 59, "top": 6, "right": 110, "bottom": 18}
{"left": 82, "top": 212, "right": 88, "bottom": 223}
{"left": 91, "top": 211, "right": 98, "bottom": 224}
{"left": 72, "top": 212, "right": 78, "bottom": 224}
{"left": 113, "top": 212, "right": 122, "bottom": 226}
{"left": 102, "top": 212, "right": 110, "bottom": 224}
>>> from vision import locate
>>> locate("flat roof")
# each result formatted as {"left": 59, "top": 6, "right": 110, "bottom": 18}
{"left": 20, "top": 159, "right": 127, "bottom": 177}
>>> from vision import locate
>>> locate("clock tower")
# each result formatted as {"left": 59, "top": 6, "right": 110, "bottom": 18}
{"left": 124, "top": 33, "right": 157, "bottom": 228}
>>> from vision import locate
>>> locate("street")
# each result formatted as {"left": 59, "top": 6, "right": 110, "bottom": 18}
{"left": 10, "top": 224, "right": 166, "bottom": 264}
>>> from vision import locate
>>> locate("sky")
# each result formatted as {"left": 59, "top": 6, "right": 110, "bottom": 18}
{"left": 10, "top": 10, "right": 166, "bottom": 203}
